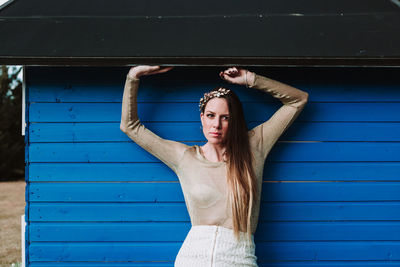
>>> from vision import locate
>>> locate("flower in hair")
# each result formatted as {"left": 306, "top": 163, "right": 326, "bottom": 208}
{"left": 199, "top": 88, "right": 231, "bottom": 111}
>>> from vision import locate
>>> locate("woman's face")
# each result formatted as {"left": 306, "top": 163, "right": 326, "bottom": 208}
{"left": 200, "top": 97, "right": 229, "bottom": 146}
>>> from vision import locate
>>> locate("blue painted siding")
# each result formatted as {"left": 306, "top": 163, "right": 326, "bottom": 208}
{"left": 26, "top": 66, "right": 400, "bottom": 266}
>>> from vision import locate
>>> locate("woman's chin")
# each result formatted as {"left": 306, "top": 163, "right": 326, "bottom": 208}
{"left": 206, "top": 137, "right": 225, "bottom": 146}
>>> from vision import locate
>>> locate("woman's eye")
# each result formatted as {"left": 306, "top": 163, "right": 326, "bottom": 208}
{"left": 207, "top": 114, "right": 214, "bottom": 118}
{"left": 223, "top": 116, "right": 229, "bottom": 120}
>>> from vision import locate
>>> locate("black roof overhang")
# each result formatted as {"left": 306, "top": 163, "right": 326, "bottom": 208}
{"left": 1, "top": 0, "right": 400, "bottom": 67}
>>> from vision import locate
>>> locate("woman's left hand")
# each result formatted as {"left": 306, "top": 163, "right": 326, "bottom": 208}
{"left": 219, "top": 67, "right": 255, "bottom": 87}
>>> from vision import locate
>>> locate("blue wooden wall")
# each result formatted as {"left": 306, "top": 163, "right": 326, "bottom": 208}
{"left": 25, "top": 66, "right": 400, "bottom": 266}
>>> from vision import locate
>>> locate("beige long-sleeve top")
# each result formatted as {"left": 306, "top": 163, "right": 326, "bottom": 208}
{"left": 120, "top": 73, "right": 308, "bottom": 234}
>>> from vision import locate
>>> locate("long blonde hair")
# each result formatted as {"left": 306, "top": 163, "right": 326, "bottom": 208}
{"left": 201, "top": 87, "right": 258, "bottom": 242}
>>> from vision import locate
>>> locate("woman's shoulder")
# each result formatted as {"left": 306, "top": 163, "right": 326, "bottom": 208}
{"left": 178, "top": 144, "right": 199, "bottom": 160}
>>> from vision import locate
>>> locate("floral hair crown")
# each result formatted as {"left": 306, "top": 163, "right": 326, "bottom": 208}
{"left": 199, "top": 88, "right": 231, "bottom": 111}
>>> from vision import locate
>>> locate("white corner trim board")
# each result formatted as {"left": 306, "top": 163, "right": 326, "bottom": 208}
{"left": 21, "top": 214, "right": 26, "bottom": 267}
{"left": 21, "top": 66, "right": 26, "bottom": 136}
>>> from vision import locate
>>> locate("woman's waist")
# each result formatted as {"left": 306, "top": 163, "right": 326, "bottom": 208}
{"left": 189, "top": 224, "right": 255, "bottom": 244}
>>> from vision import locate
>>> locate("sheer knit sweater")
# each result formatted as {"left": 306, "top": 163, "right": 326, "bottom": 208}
{"left": 120, "top": 73, "right": 308, "bottom": 234}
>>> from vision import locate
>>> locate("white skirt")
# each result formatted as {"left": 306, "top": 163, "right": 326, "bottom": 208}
{"left": 174, "top": 225, "right": 258, "bottom": 267}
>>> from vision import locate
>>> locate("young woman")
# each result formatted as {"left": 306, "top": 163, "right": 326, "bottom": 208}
{"left": 120, "top": 65, "right": 309, "bottom": 266}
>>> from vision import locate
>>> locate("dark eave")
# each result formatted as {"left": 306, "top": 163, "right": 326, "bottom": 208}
{"left": 1, "top": 0, "right": 400, "bottom": 66}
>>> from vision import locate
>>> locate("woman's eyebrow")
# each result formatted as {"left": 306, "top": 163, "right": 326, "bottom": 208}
{"left": 205, "top": 110, "right": 229, "bottom": 116}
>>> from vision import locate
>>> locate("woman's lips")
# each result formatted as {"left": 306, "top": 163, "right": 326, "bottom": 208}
{"left": 210, "top": 132, "right": 221, "bottom": 137}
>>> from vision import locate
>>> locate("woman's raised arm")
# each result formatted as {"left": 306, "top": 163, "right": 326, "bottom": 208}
{"left": 220, "top": 67, "right": 309, "bottom": 159}
{"left": 120, "top": 66, "right": 189, "bottom": 173}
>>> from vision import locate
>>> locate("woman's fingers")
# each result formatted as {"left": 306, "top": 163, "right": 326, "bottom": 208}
{"left": 220, "top": 72, "right": 235, "bottom": 84}
{"left": 147, "top": 67, "right": 173, "bottom": 76}
{"left": 128, "top": 65, "right": 174, "bottom": 78}
{"left": 223, "top": 67, "right": 240, "bottom": 77}
{"left": 157, "top": 66, "right": 174, "bottom": 73}
{"left": 219, "top": 67, "right": 248, "bottom": 86}
{"left": 228, "top": 67, "right": 238, "bottom": 75}
{"left": 146, "top": 66, "right": 174, "bottom": 75}
{"left": 149, "top": 65, "right": 161, "bottom": 71}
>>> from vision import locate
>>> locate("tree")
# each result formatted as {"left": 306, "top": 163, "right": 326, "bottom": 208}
{"left": 0, "top": 65, "right": 24, "bottom": 181}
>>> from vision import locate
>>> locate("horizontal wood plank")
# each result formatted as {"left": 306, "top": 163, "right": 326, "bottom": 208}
{"left": 29, "top": 221, "right": 400, "bottom": 241}
{"left": 28, "top": 262, "right": 400, "bottom": 267}
{"left": 29, "top": 182, "right": 400, "bottom": 202}
{"left": 28, "top": 142, "right": 400, "bottom": 162}
{"left": 28, "top": 80, "right": 400, "bottom": 103}
{"left": 29, "top": 122, "right": 400, "bottom": 142}
{"left": 28, "top": 241, "right": 400, "bottom": 261}
{"left": 28, "top": 202, "right": 400, "bottom": 221}
{"left": 29, "top": 102, "right": 400, "bottom": 123}
{"left": 30, "top": 263, "right": 173, "bottom": 267}
{"left": 28, "top": 162, "right": 400, "bottom": 182}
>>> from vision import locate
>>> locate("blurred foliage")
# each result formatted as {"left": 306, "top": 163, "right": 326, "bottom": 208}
{"left": 0, "top": 65, "right": 24, "bottom": 181}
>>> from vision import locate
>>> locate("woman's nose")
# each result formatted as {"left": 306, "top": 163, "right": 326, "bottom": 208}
{"left": 212, "top": 118, "right": 222, "bottom": 129}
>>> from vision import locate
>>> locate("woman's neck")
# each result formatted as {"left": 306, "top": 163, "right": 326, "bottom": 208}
{"left": 201, "top": 143, "right": 226, "bottom": 162}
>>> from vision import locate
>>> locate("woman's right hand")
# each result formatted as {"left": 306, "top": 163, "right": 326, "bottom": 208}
{"left": 128, "top": 65, "right": 174, "bottom": 79}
